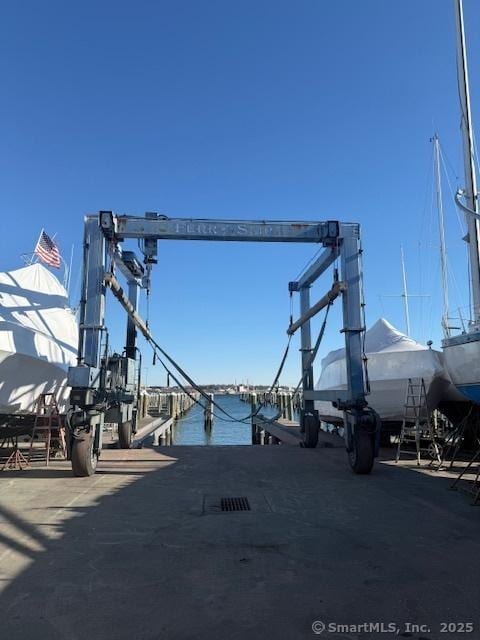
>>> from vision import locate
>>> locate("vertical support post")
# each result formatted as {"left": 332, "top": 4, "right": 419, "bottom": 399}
{"left": 80, "top": 217, "right": 107, "bottom": 368}
{"left": 204, "top": 393, "right": 213, "bottom": 432}
{"left": 126, "top": 281, "right": 139, "bottom": 360}
{"left": 340, "top": 225, "right": 367, "bottom": 406}
{"left": 258, "top": 428, "right": 265, "bottom": 445}
{"left": 286, "top": 392, "right": 293, "bottom": 421}
{"left": 73, "top": 216, "right": 107, "bottom": 467}
{"left": 299, "top": 285, "right": 315, "bottom": 429}
{"left": 339, "top": 224, "right": 369, "bottom": 460}
{"left": 251, "top": 417, "right": 257, "bottom": 444}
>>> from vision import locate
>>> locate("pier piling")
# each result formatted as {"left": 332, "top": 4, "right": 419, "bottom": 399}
{"left": 204, "top": 393, "right": 214, "bottom": 432}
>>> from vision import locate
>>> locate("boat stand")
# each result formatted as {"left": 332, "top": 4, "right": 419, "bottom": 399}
{"left": 1, "top": 436, "right": 30, "bottom": 471}
{"left": 450, "top": 444, "right": 480, "bottom": 505}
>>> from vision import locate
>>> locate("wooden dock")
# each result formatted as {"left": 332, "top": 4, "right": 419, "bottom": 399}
{"left": 103, "top": 390, "right": 198, "bottom": 449}
{"left": 252, "top": 414, "right": 344, "bottom": 448}
{"left": 133, "top": 414, "right": 174, "bottom": 446}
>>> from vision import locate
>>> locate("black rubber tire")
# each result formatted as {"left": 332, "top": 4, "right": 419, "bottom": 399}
{"left": 303, "top": 414, "right": 319, "bottom": 448}
{"left": 348, "top": 428, "right": 375, "bottom": 474}
{"left": 118, "top": 420, "right": 133, "bottom": 449}
{"left": 427, "top": 441, "right": 442, "bottom": 460}
{"left": 71, "top": 435, "right": 98, "bottom": 477}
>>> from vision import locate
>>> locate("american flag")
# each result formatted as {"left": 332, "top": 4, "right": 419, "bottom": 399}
{"left": 34, "top": 230, "right": 61, "bottom": 268}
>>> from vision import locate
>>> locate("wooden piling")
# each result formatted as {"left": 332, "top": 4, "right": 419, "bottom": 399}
{"left": 251, "top": 420, "right": 257, "bottom": 444}
{"left": 204, "top": 393, "right": 214, "bottom": 432}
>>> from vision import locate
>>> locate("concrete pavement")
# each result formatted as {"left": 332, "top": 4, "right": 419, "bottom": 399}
{"left": 0, "top": 445, "right": 479, "bottom": 639}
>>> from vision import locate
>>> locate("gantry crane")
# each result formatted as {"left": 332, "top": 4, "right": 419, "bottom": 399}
{"left": 67, "top": 212, "right": 379, "bottom": 476}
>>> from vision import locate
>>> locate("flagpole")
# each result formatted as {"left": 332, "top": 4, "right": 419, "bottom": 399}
{"left": 29, "top": 228, "right": 44, "bottom": 265}
{"left": 61, "top": 256, "right": 69, "bottom": 289}
{"left": 67, "top": 244, "right": 74, "bottom": 302}
{"left": 47, "top": 230, "right": 64, "bottom": 274}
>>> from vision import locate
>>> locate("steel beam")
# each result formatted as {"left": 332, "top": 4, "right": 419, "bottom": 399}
{"left": 81, "top": 217, "right": 106, "bottom": 368}
{"left": 294, "top": 246, "right": 340, "bottom": 289}
{"left": 126, "top": 282, "right": 139, "bottom": 360}
{"left": 300, "top": 286, "right": 315, "bottom": 418}
{"left": 100, "top": 213, "right": 340, "bottom": 244}
{"left": 303, "top": 389, "right": 350, "bottom": 403}
{"left": 113, "top": 247, "right": 143, "bottom": 285}
{"left": 287, "top": 281, "right": 346, "bottom": 336}
{"left": 339, "top": 224, "right": 367, "bottom": 405}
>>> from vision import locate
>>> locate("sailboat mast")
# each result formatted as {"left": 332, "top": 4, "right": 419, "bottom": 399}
{"left": 454, "top": 0, "right": 480, "bottom": 324}
{"left": 400, "top": 245, "right": 411, "bottom": 336}
{"left": 433, "top": 134, "right": 450, "bottom": 336}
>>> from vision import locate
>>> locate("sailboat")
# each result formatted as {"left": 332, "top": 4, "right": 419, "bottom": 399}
{"left": 0, "top": 262, "right": 78, "bottom": 416}
{"left": 441, "top": 0, "right": 480, "bottom": 403}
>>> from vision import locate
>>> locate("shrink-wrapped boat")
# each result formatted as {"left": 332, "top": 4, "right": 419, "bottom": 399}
{"left": 315, "top": 318, "right": 461, "bottom": 426}
{"left": 0, "top": 263, "right": 78, "bottom": 417}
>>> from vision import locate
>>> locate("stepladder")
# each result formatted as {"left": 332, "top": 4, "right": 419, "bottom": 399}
{"left": 28, "top": 392, "right": 67, "bottom": 465}
{"left": 396, "top": 378, "right": 441, "bottom": 465}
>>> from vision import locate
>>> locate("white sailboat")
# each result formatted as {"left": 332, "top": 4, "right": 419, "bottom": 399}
{"left": 0, "top": 263, "right": 78, "bottom": 416}
{"left": 441, "top": 0, "right": 480, "bottom": 403}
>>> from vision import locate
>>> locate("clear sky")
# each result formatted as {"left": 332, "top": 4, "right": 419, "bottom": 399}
{"left": 1, "top": 0, "right": 480, "bottom": 386}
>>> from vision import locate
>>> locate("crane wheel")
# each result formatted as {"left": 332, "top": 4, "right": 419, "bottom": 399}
{"left": 71, "top": 433, "right": 98, "bottom": 477}
{"left": 118, "top": 421, "right": 133, "bottom": 449}
{"left": 303, "top": 414, "right": 319, "bottom": 448}
{"left": 348, "top": 427, "right": 374, "bottom": 474}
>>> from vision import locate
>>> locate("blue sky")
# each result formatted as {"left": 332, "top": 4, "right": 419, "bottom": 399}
{"left": 1, "top": 0, "right": 479, "bottom": 385}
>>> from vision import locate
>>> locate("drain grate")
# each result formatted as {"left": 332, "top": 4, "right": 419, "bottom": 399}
{"left": 220, "top": 496, "right": 251, "bottom": 512}
{"left": 203, "top": 495, "right": 259, "bottom": 514}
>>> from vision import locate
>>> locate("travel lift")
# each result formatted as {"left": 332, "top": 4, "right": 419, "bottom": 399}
{"left": 67, "top": 212, "right": 380, "bottom": 477}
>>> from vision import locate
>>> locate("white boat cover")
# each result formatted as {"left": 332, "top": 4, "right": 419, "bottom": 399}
{"left": 0, "top": 264, "right": 78, "bottom": 414}
{"left": 315, "top": 318, "right": 448, "bottom": 423}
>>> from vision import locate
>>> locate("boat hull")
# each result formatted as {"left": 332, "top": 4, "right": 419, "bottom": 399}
{"left": 0, "top": 350, "right": 70, "bottom": 415}
{"left": 316, "top": 342, "right": 463, "bottom": 425}
{"left": 315, "top": 375, "right": 455, "bottom": 425}
{"left": 442, "top": 332, "right": 480, "bottom": 403}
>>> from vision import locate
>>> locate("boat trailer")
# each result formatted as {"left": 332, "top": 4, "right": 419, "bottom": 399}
{"left": 67, "top": 212, "right": 379, "bottom": 476}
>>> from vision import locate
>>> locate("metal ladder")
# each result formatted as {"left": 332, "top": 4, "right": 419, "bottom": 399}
{"left": 396, "top": 378, "right": 441, "bottom": 465}
{"left": 28, "top": 393, "right": 67, "bottom": 465}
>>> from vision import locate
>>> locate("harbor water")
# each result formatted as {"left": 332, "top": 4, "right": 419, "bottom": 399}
{"left": 171, "top": 394, "right": 281, "bottom": 445}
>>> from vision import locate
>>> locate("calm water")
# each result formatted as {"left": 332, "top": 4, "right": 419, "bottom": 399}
{"left": 171, "top": 394, "right": 280, "bottom": 445}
